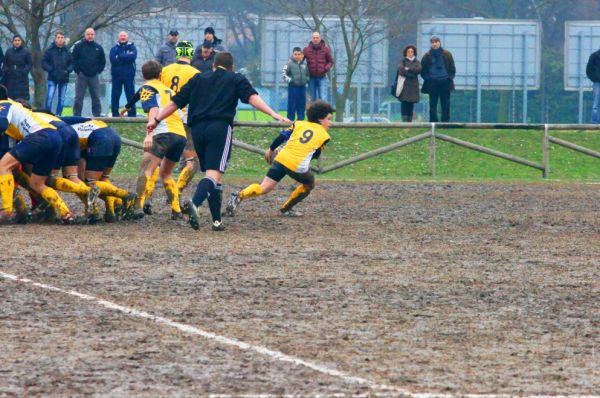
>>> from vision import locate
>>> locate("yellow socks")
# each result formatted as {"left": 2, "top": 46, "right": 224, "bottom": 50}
{"left": 55, "top": 177, "right": 90, "bottom": 195}
{"left": 176, "top": 165, "right": 194, "bottom": 192}
{"left": 135, "top": 174, "right": 157, "bottom": 209}
{"left": 163, "top": 178, "right": 181, "bottom": 213}
{"left": 239, "top": 183, "right": 263, "bottom": 200}
{"left": 0, "top": 174, "right": 15, "bottom": 212}
{"left": 40, "top": 187, "right": 70, "bottom": 218}
{"left": 280, "top": 185, "right": 310, "bottom": 213}
{"left": 93, "top": 180, "right": 128, "bottom": 199}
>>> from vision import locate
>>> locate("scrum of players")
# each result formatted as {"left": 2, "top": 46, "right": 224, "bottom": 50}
{"left": 0, "top": 41, "right": 334, "bottom": 231}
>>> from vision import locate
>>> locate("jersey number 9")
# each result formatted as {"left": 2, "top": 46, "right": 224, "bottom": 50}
{"left": 299, "top": 129, "right": 314, "bottom": 144}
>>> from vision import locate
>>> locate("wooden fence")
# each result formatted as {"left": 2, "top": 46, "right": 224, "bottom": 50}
{"left": 99, "top": 118, "right": 600, "bottom": 179}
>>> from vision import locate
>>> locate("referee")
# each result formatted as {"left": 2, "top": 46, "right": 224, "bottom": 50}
{"left": 147, "top": 52, "right": 290, "bottom": 231}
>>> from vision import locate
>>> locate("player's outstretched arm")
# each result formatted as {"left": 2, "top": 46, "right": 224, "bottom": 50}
{"left": 248, "top": 94, "right": 291, "bottom": 123}
{"left": 146, "top": 101, "right": 179, "bottom": 133}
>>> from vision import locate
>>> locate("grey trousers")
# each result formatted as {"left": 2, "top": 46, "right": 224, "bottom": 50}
{"left": 73, "top": 73, "right": 101, "bottom": 116}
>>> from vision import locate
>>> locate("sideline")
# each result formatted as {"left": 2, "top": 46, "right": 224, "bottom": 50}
{"left": 1, "top": 271, "right": 598, "bottom": 398}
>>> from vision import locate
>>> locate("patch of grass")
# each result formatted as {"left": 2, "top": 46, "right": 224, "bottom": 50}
{"left": 110, "top": 123, "right": 600, "bottom": 181}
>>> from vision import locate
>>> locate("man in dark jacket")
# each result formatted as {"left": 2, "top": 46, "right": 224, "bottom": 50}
{"left": 1, "top": 35, "right": 32, "bottom": 102}
{"left": 303, "top": 32, "right": 334, "bottom": 101}
{"left": 155, "top": 30, "right": 178, "bottom": 66}
{"left": 42, "top": 31, "right": 72, "bottom": 115}
{"left": 72, "top": 28, "right": 106, "bottom": 116}
{"left": 586, "top": 49, "right": 600, "bottom": 123}
{"left": 282, "top": 47, "right": 309, "bottom": 120}
{"left": 191, "top": 40, "right": 215, "bottom": 73}
{"left": 420, "top": 36, "right": 456, "bottom": 123}
{"left": 110, "top": 31, "right": 137, "bottom": 117}
{"left": 203, "top": 27, "right": 226, "bottom": 52}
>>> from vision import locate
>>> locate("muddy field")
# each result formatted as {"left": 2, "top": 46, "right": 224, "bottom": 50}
{"left": 1, "top": 181, "right": 599, "bottom": 396}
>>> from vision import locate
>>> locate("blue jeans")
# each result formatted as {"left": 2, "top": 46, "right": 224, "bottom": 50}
{"left": 287, "top": 85, "right": 306, "bottom": 120}
{"left": 111, "top": 77, "right": 136, "bottom": 117}
{"left": 592, "top": 82, "right": 600, "bottom": 123}
{"left": 45, "top": 81, "right": 68, "bottom": 116}
{"left": 309, "top": 77, "right": 326, "bottom": 101}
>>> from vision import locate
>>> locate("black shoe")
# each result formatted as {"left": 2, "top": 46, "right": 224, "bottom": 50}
{"left": 132, "top": 209, "right": 145, "bottom": 220}
{"left": 181, "top": 200, "right": 190, "bottom": 215}
{"left": 211, "top": 220, "right": 225, "bottom": 231}
{"left": 186, "top": 199, "right": 200, "bottom": 230}
{"left": 104, "top": 212, "right": 117, "bottom": 223}
{"left": 143, "top": 202, "right": 153, "bottom": 215}
{"left": 121, "top": 193, "right": 137, "bottom": 220}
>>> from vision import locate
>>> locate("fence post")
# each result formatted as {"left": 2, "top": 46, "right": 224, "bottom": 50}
{"left": 429, "top": 123, "right": 436, "bottom": 177}
{"left": 543, "top": 123, "right": 549, "bottom": 178}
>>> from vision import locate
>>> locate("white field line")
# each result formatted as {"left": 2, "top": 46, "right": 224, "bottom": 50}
{"left": 1, "top": 270, "right": 598, "bottom": 398}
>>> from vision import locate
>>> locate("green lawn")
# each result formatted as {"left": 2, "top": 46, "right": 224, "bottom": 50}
{"left": 112, "top": 123, "right": 600, "bottom": 182}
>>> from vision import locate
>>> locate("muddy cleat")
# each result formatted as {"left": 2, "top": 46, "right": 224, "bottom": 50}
{"left": 181, "top": 200, "right": 190, "bottom": 215}
{"left": 186, "top": 199, "right": 200, "bottom": 230}
{"left": 61, "top": 212, "right": 80, "bottom": 225}
{"left": 131, "top": 208, "right": 145, "bottom": 220}
{"left": 171, "top": 210, "right": 183, "bottom": 220}
{"left": 87, "top": 184, "right": 101, "bottom": 212}
{"left": 279, "top": 209, "right": 303, "bottom": 217}
{"left": 30, "top": 202, "right": 50, "bottom": 222}
{"left": 225, "top": 192, "right": 241, "bottom": 217}
{"left": 211, "top": 220, "right": 225, "bottom": 231}
{"left": 104, "top": 212, "right": 117, "bottom": 223}
{"left": 143, "top": 201, "right": 153, "bottom": 215}
{"left": 0, "top": 211, "right": 16, "bottom": 224}
{"left": 121, "top": 193, "right": 137, "bottom": 220}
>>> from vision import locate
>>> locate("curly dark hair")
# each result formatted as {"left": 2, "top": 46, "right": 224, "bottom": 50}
{"left": 307, "top": 100, "right": 335, "bottom": 123}
{"left": 403, "top": 45, "right": 417, "bottom": 57}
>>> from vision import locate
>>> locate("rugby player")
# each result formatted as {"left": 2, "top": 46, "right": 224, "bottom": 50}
{"left": 147, "top": 52, "right": 290, "bottom": 231}
{"left": 226, "top": 100, "right": 334, "bottom": 217}
{"left": 134, "top": 60, "right": 187, "bottom": 220}
{"left": 123, "top": 41, "right": 200, "bottom": 215}
{"left": 61, "top": 116, "right": 136, "bottom": 222}
{"left": 0, "top": 85, "right": 75, "bottom": 223}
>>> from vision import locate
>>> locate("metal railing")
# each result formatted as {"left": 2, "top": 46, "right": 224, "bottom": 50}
{"left": 97, "top": 118, "right": 600, "bottom": 178}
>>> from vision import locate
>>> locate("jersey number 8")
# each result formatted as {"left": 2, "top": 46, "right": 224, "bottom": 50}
{"left": 170, "top": 76, "right": 180, "bottom": 92}
{"left": 299, "top": 129, "right": 314, "bottom": 144}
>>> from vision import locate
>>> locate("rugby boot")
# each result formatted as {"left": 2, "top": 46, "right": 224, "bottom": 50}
{"left": 225, "top": 192, "right": 241, "bottom": 217}
{"left": 186, "top": 199, "right": 200, "bottom": 230}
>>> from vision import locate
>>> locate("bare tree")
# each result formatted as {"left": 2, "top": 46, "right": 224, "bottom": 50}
{"left": 270, "top": 0, "right": 417, "bottom": 121}
{"left": 0, "top": 0, "right": 185, "bottom": 108}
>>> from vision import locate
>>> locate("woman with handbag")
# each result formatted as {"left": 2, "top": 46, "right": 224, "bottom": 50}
{"left": 396, "top": 45, "right": 422, "bottom": 122}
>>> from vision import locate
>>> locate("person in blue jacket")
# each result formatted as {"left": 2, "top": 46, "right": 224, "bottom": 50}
{"left": 109, "top": 31, "right": 137, "bottom": 117}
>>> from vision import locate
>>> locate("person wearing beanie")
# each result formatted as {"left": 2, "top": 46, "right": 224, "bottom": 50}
{"left": 203, "top": 27, "right": 226, "bottom": 52}
{"left": 420, "top": 36, "right": 456, "bottom": 122}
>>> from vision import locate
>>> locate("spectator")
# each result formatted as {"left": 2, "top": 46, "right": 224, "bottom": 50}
{"left": 155, "top": 30, "right": 179, "bottom": 66}
{"left": 110, "top": 31, "right": 137, "bottom": 117}
{"left": 420, "top": 36, "right": 455, "bottom": 123}
{"left": 396, "top": 45, "right": 422, "bottom": 122}
{"left": 586, "top": 48, "right": 600, "bottom": 123}
{"left": 282, "top": 47, "right": 309, "bottom": 120}
{"left": 72, "top": 28, "right": 106, "bottom": 117}
{"left": 42, "top": 31, "right": 73, "bottom": 115}
{"left": 203, "top": 27, "right": 225, "bottom": 52}
{"left": 1, "top": 35, "right": 32, "bottom": 102}
{"left": 191, "top": 40, "right": 215, "bottom": 73}
{"left": 303, "top": 31, "right": 334, "bottom": 101}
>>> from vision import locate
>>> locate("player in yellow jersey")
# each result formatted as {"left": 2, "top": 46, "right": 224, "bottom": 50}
{"left": 0, "top": 85, "right": 76, "bottom": 223}
{"left": 134, "top": 60, "right": 187, "bottom": 220}
{"left": 61, "top": 116, "right": 136, "bottom": 222}
{"left": 226, "top": 100, "right": 334, "bottom": 217}
{"left": 122, "top": 41, "right": 200, "bottom": 215}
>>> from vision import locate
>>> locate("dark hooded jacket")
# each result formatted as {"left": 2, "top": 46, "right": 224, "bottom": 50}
{"left": 1, "top": 45, "right": 32, "bottom": 100}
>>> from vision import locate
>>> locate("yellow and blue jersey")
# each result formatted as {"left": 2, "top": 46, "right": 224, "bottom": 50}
{"left": 274, "top": 121, "right": 331, "bottom": 173}
{"left": 61, "top": 116, "right": 109, "bottom": 150}
{"left": 0, "top": 100, "right": 56, "bottom": 141}
{"left": 161, "top": 61, "right": 200, "bottom": 124}
{"left": 140, "top": 79, "right": 186, "bottom": 137}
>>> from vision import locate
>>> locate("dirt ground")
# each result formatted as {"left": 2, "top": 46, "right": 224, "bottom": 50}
{"left": 1, "top": 180, "right": 599, "bottom": 396}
